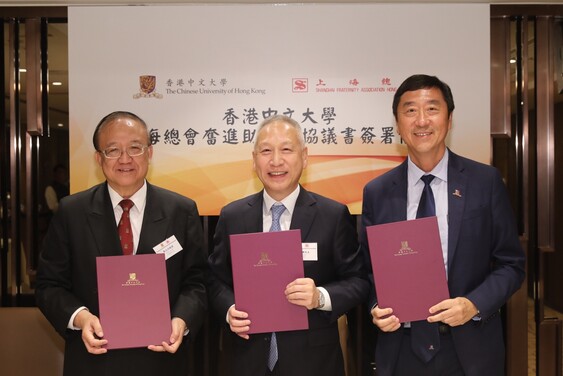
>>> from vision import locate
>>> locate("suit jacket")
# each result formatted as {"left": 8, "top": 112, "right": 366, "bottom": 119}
{"left": 207, "top": 187, "right": 369, "bottom": 376}
{"left": 35, "top": 182, "right": 207, "bottom": 376}
{"left": 360, "top": 151, "right": 526, "bottom": 376}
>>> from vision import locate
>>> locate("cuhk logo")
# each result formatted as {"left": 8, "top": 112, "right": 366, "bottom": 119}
{"left": 140, "top": 75, "right": 156, "bottom": 95}
{"left": 133, "top": 75, "right": 163, "bottom": 99}
{"left": 293, "top": 78, "right": 308, "bottom": 93}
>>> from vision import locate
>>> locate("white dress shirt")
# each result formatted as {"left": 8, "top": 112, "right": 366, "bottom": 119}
{"left": 407, "top": 151, "right": 449, "bottom": 274}
{"left": 108, "top": 181, "right": 148, "bottom": 255}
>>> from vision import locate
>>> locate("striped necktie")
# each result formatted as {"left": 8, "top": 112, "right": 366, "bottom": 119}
{"left": 267, "top": 203, "right": 286, "bottom": 371}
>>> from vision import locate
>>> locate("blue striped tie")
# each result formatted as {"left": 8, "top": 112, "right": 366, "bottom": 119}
{"left": 267, "top": 203, "right": 286, "bottom": 371}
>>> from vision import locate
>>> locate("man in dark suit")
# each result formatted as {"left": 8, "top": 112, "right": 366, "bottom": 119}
{"left": 360, "top": 74, "right": 526, "bottom": 376}
{"left": 207, "top": 114, "right": 369, "bottom": 376}
{"left": 35, "top": 111, "right": 207, "bottom": 376}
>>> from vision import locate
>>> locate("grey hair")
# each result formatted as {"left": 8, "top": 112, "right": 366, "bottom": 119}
{"left": 255, "top": 114, "right": 305, "bottom": 149}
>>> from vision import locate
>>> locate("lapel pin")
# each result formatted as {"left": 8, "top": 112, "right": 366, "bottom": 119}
{"left": 453, "top": 189, "right": 462, "bottom": 198}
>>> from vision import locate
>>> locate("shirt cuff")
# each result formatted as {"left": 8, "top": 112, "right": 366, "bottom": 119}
{"left": 68, "top": 306, "right": 88, "bottom": 330}
{"left": 317, "top": 287, "right": 332, "bottom": 311}
{"left": 226, "top": 304, "right": 235, "bottom": 324}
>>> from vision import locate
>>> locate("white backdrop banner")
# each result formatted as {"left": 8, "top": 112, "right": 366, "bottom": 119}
{"left": 69, "top": 4, "right": 490, "bottom": 215}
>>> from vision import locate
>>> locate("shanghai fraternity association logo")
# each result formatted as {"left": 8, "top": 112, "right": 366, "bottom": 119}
{"left": 133, "top": 75, "right": 163, "bottom": 99}
{"left": 292, "top": 78, "right": 308, "bottom": 93}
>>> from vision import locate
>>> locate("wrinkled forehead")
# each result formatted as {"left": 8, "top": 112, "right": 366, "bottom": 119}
{"left": 98, "top": 118, "right": 149, "bottom": 145}
{"left": 255, "top": 121, "right": 302, "bottom": 146}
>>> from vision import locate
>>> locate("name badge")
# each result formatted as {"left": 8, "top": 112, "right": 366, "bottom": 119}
{"left": 153, "top": 235, "right": 183, "bottom": 260}
{"left": 302, "top": 242, "right": 318, "bottom": 261}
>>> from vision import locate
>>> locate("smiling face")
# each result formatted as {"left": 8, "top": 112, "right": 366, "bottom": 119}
{"left": 252, "top": 120, "right": 308, "bottom": 202}
{"left": 396, "top": 87, "right": 452, "bottom": 171}
{"left": 94, "top": 116, "right": 153, "bottom": 198}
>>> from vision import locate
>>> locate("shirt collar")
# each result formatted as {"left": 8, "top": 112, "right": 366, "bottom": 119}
{"left": 262, "top": 185, "right": 300, "bottom": 216}
{"left": 108, "top": 180, "right": 148, "bottom": 213}
{"left": 407, "top": 149, "right": 449, "bottom": 185}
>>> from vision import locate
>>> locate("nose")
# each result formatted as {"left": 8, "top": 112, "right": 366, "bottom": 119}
{"left": 414, "top": 110, "right": 430, "bottom": 127}
{"left": 270, "top": 150, "right": 282, "bottom": 166}
{"left": 117, "top": 150, "right": 133, "bottom": 162}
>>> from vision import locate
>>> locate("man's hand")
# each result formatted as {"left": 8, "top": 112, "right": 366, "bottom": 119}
{"left": 148, "top": 317, "right": 187, "bottom": 353}
{"left": 427, "top": 297, "right": 479, "bottom": 326}
{"left": 74, "top": 309, "right": 108, "bottom": 354}
{"left": 227, "top": 305, "right": 251, "bottom": 340}
{"left": 285, "top": 278, "right": 319, "bottom": 310}
{"left": 370, "top": 305, "right": 401, "bottom": 332}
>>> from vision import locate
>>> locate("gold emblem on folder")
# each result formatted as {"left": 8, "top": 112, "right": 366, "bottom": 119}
{"left": 254, "top": 252, "right": 277, "bottom": 267}
{"left": 122, "top": 272, "right": 145, "bottom": 286}
{"left": 394, "top": 241, "right": 418, "bottom": 256}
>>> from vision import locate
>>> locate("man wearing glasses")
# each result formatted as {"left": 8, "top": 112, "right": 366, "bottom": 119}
{"left": 36, "top": 111, "right": 207, "bottom": 376}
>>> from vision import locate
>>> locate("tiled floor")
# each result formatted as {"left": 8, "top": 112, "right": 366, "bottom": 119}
{"left": 528, "top": 299, "right": 563, "bottom": 375}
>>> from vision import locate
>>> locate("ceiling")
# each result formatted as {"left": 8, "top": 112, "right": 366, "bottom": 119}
{"left": 0, "top": 0, "right": 557, "bottom": 4}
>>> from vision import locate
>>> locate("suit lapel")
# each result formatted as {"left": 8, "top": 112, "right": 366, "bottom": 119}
{"left": 137, "top": 183, "right": 169, "bottom": 254}
{"left": 447, "top": 151, "right": 467, "bottom": 270}
{"left": 244, "top": 191, "right": 265, "bottom": 233}
{"left": 87, "top": 183, "right": 122, "bottom": 257}
{"left": 290, "top": 187, "right": 316, "bottom": 239}
{"left": 391, "top": 161, "right": 409, "bottom": 222}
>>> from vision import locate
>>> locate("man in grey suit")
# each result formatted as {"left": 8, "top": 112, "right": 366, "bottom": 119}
{"left": 207, "top": 114, "right": 368, "bottom": 376}
{"left": 361, "top": 75, "right": 525, "bottom": 376}
{"left": 36, "top": 111, "right": 207, "bottom": 376}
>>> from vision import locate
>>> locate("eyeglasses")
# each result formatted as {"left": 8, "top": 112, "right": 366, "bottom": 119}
{"left": 99, "top": 144, "right": 149, "bottom": 159}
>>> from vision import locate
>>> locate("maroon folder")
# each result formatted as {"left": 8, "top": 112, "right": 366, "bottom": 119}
{"left": 366, "top": 217, "right": 449, "bottom": 322}
{"left": 230, "top": 229, "right": 309, "bottom": 334}
{"left": 96, "top": 253, "right": 171, "bottom": 349}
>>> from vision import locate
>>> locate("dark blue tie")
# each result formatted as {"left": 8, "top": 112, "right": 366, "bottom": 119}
{"left": 411, "top": 174, "right": 441, "bottom": 363}
{"left": 267, "top": 204, "right": 285, "bottom": 371}
{"left": 416, "top": 174, "right": 436, "bottom": 218}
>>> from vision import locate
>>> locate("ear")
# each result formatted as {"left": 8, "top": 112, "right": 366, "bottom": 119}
{"left": 302, "top": 146, "right": 309, "bottom": 169}
{"left": 94, "top": 151, "right": 103, "bottom": 167}
{"left": 395, "top": 121, "right": 401, "bottom": 137}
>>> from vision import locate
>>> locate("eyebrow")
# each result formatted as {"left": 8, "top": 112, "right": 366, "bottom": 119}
{"left": 401, "top": 99, "right": 443, "bottom": 107}
{"left": 105, "top": 139, "right": 144, "bottom": 144}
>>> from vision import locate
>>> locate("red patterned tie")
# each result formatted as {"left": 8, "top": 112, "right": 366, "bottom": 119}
{"left": 118, "top": 199, "right": 134, "bottom": 255}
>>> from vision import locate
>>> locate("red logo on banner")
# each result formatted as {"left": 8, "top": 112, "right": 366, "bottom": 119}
{"left": 292, "top": 78, "right": 308, "bottom": 93}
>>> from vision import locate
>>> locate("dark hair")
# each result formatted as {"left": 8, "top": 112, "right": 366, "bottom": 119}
{"left": 392, "top": 74, "right": 455, "bottom": 119}
{"left": 92, "top": 111, "right": 149, "bottom": 150}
